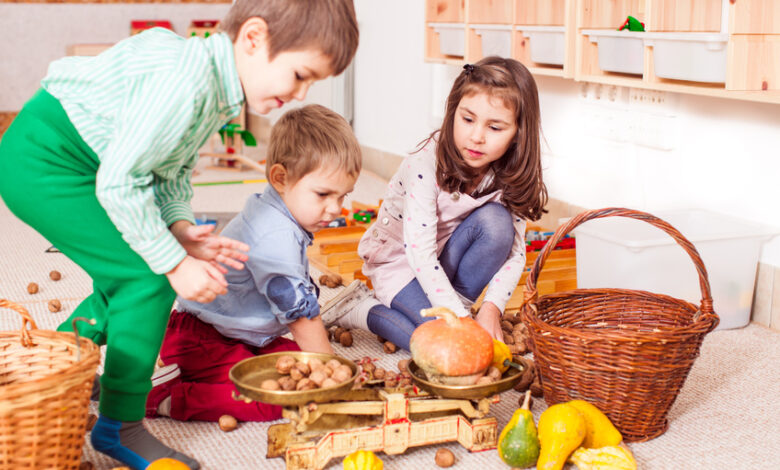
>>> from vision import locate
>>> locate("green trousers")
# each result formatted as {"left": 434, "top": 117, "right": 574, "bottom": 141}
{"left": 0, "top": 89, "right": 176, "bottom": 421}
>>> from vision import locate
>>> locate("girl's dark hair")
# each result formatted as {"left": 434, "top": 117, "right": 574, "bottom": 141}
{"left": 420, "top": 56, "right": 548, "bottom": 221}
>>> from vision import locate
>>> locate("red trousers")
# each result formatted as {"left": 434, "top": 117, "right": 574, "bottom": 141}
{"left": 159, "top": 309, "right": 300, "bottom": 422}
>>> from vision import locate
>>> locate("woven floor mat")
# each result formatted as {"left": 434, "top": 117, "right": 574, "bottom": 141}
{"left": 2, "top": 197, "right": 780, "bottom": 469}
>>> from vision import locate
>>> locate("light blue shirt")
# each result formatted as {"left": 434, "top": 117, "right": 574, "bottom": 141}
{"left": 177, "top": 186, "right": 320, "bottom": 347}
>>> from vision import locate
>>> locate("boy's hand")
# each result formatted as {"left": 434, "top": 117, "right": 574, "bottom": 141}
{"left": 166, "top": 256, "right": 228, "bottom": 303}
{"left": 475, "top": 302, "right": 503, "bottom": 341}
{"left": 170, "top": 221, "right": 249, "bottom": 272}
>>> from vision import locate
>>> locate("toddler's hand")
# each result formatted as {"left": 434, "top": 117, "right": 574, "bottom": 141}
{"left": 475, "top": 302, "right": 504, "bottom": 341}
{"left": 170, "top": 221, "right": 249, "bottom": 271}
{"left": 166, "top": 256, "right": 228, "bottom": 303}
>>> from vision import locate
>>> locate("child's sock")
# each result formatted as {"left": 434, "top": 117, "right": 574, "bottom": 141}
{"left": 90, "top": 414, "right": 200, "bottom": 469}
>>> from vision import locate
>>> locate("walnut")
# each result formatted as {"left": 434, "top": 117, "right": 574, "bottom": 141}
{"left": 383, "top": 341, "right": 397, "bottom": 353}
{"left": 27, "top": 282, "right": 39, "bottom": 294}
{"left": 260, "top": 379, "right": 281, "bottom": 391}
{"left": 275, "top": 355, "right": 296, "bottom": 375}
{"left": 48, "top": 299, "right": 61, "bottom": 312}
{"left": 49, "top": 270, "right": 62, "bottom": 281}
{"left": 296, "top": 378, "right": 316, "bottom": 391}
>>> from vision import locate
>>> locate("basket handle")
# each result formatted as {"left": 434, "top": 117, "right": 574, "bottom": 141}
{"left": 72, "top": 316, "right": 97, "bottom": 362}
{"left": 0, "top": 299, "right": 39, "bottom": 347}
{"left": 523, "top": 208, "right": 715, "bottom": 317}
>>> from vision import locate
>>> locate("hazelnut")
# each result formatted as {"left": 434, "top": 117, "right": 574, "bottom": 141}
{"left": 434, "top": 448, "right": 455, "bottom": 467}
{"left": 383, "top": 341, "right": 397, "bottom": 354}
{"left": 48, "top": 299, "right": 61, "bottom": 312}
{"left": 27, "top": 282, "right": 39, "bottom": 294}
{"left": 218, "top": 414, "right": 237, "bottom": 432}
{"left": 333, "top": 327, "right": 347, "bottom": 342}
{"left": 49, "top": 270, "right": 62, "bottom": 281}
{"left": 339, "top": 331, "right": 353, "bottom": 347}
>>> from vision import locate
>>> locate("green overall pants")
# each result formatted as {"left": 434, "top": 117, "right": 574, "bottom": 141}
{"left": 0, "top": 89, "right": 176, "bottom": 421}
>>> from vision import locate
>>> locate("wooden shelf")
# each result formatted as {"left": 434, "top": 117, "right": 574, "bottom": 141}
{"left": 424, "top": 0, "right": 780, "bottom": 105}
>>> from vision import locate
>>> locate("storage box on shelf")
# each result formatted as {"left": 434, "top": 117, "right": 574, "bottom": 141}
{"left": 573, "top": 209, "right": 780, "bottom": 330}
{"left": 425, "top": 0, "right": 466, "bottom": 64}
{"left": 424, "top": 0, "right": 780, "bottom": 104}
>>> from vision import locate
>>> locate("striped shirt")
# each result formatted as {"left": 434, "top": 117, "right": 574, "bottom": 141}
{"left": 41, "top": 28, "right": 244, "bottom": 274}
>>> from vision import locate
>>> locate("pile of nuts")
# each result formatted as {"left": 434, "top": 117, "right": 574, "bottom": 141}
{"left": 354, "top": 356, "right": 413, "bottom": 390}
{"left": 327, "top": 326, "right": 354, "bottom": 347}
{"left": 260, "top": 355, "right": 354, "bottom": 391}
{"left": 501, "top": 312, "right": 531, "bottom": 356}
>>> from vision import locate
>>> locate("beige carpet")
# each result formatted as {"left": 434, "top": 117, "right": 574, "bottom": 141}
{"left": 1, "top": 167, "right": 779, "bottom": 469}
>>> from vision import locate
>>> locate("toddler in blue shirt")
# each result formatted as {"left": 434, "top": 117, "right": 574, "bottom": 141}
{"left": 148, "top": 104, "right": 362, "bottom": 423}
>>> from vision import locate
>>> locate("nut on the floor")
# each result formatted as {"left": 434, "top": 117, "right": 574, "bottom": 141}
{"left": 50, "top": 270, "right": 62, "bottom": 281}
{"left": 318, "top": 273, "right": 342, "bottom": 288}
{"left": 435, "top": 448, "right": 455, "bottom": 467}
{"left": 48, "top": 299, "right": 61, "bottom": 312}
{"left": 219, "top": 414, "right": 237, "bottom": 432}
{"left": 339, "top": 330, "right": 353, "bottom": 347}
{"left": 27, "top": 282, "right": 39, "bottom": 294}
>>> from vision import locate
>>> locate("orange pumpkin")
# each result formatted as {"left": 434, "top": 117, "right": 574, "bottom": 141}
{"left": 410, "top": 306, "right": 493, "bottom": 385}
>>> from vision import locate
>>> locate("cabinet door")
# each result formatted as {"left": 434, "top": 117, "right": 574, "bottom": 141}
{"left": 727, "top": 34, "right": 780, "bottom": 90}
{"left": 730, "top": 0, "right": 780, "bottom": 34}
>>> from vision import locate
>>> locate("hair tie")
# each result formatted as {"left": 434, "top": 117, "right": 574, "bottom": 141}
{"left": 463, "top": 64, "right": 474, "bottom": 75}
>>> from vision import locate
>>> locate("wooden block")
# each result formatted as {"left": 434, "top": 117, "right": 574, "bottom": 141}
{"left": 314, "top": 226, "right": 367, "bottom": 239}
{"left": 730, "top": 0, "right": 780, "bottom": 34}
{"left": 325, "top": 252, "right": 362, "bottom": 267}
{"left": 319, "top": 240, "right": 360, "bottom": 255}
{"left": 336, "top": 259, "right": 365, "bottom": 274}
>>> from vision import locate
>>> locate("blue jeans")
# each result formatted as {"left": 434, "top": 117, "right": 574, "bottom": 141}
{"left": 367, "top": 202, "right": 515, "bottom": 351}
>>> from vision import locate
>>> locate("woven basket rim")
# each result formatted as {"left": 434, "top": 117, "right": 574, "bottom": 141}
{"left": 522, "top": 287, "right": 720, "bottom": 342}
{"left": 0, "top": 329, "right": 100, "bottom": 395}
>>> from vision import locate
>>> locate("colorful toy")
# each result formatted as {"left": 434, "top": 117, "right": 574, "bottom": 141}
{"left": 618, "top": 16, "right": 645, "bottom": 32}
{"left": 187, "top": 20, "right": 219, "bottom": 39}
{"left": 130, "top": 20, "right": 173, "bottom": 36}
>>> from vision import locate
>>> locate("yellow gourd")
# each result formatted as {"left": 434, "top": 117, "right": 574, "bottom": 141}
{"left": 568, "top": 443, "right": 637, "bottom": 470}
{"left": 146, "top": 459, "right": 190, "bottom": 470}
{"left": 567, "top": 400, "right": 623, "bottom": 448}
{"left": 492, "top": 339, "right": 512, "bottom": 373}
{"left": 537, "top": 403, "right": 587, "bottom": 470}
{"left": 343, "top": 449, "right": 383, "bottom": 470}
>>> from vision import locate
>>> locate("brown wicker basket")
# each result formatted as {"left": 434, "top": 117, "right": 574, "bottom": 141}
{"left": 521, "top": 208, "right": 720, "bottom": 442}
{"left": 0, "top": 299, "right": 100, "bottom": 469}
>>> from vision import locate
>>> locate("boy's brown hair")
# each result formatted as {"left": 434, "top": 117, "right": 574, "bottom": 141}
{"left": 267, "top": 104, "right": 362, "bottom": 183}
{"left": 220, "top": 0, "right": 359, "bottom": 75}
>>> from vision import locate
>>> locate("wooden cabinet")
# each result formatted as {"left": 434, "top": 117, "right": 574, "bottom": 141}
{"left": 424, "top": 0, "right": 780, "bottom": 104}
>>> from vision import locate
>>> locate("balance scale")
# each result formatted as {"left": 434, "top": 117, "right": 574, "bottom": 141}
{"left": 230, "top": 352, "right": 524, "bottom": 470}
{"left": 266, "top": 388, "right": 499, "bottom": 469}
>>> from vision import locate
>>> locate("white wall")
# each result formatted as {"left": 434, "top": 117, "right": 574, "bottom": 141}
{"left": 0, "top": 3, "right": 231, "bottom": 111}
{"left": 351, "top": 1, "right": 780, "bottom": 265}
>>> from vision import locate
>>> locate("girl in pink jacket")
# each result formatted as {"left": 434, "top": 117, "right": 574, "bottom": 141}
{"left": 322, "top": 57, "right": 548, "bottom": 350}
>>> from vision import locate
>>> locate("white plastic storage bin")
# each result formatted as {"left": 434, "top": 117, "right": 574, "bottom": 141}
{"left": 516, "top": 25, "right": 565, "bottom": 65}
{"left": 428, "top": 22, "right": 465, "bottom": 57}
{"left": 472, "top": 24, "right": 512, "bottom": 58}
{"left": 644, "top": 32, "right": 728, "bottom": 83}
{"left": 573, "top": 210, "right": 779, "bottom": 330}
{"left": 581, "top": 29, "right": 645, "bottom": 75}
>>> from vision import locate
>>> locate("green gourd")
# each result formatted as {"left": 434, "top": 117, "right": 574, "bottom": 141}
{"left": 497, "top": 391, "right": 540, "bottom": 468}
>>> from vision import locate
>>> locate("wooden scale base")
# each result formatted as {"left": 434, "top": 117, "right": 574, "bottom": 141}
{"left": 265, "top": 388, "right": 499, "bottom": 470}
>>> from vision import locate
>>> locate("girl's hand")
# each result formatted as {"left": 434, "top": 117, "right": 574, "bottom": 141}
{"left": 475, "top": 302, "right": 504, "bottom": 341}
{"left": 166, "top": 256, "right": 228, "bottom": 303}
{"left": 170, "top": 221, "right": 249, "bottom": 271}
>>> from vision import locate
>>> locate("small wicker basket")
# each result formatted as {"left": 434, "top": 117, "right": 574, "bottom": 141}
{"left": 521, "top": 208, "right": 719, "bottom": 442}
{"left": 0, "top": 299, "right": 100, "bottom": 469}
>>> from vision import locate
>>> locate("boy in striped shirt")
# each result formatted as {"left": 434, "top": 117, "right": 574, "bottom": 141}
{"left": 0, "top": 1, "right": 358, "bottom": 468}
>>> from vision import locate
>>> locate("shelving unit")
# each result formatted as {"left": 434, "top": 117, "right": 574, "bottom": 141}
{"left": 424, "top": 0, "right": 780, "bottom": 104}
